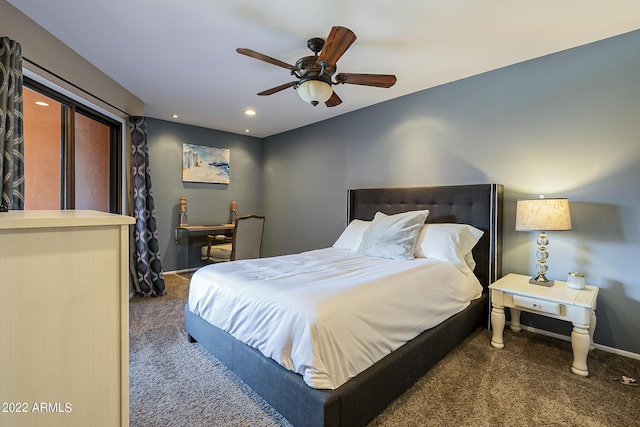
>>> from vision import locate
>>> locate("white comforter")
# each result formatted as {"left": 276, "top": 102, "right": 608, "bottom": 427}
{"left": 188, "top": 247, "right": 482, "bottom": 390}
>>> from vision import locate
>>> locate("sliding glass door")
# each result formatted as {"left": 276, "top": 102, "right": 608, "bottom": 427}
{"left": 22, "top": 80, "right": 122, "bottom": 213}
{"left": 23, "top": 87, "right": 61, "bottom": 209}
{"left": 73, "top": 111, "right": 111, "bottom": 211}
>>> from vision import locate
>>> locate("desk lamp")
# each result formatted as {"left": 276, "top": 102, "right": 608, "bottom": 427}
{"left": 515, "top": 196, "right": 572, "bottom": 286}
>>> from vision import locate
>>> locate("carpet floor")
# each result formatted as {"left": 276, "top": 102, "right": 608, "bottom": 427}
{"left": 129, "top": 273, "right": 639, "bottom": 426}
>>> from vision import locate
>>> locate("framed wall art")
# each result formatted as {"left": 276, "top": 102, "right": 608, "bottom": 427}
{"left": 182, "top": 143, "right": 230, "bottom": 184}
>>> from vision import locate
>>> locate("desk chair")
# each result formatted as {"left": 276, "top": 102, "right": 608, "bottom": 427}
{"left": 201, "top": 215, "right": 265, "bottom": 263}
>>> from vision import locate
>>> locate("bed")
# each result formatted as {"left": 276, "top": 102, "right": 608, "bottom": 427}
{"left": 184, "top": 183, "right": 503, "bottom": 426}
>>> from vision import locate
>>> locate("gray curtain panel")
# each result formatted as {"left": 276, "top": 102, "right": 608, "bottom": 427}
{"left": 129, "top": 116, "right": 166, "bottom": 296}
{"left": 0, "top": 36, "right": 24, "bottom": 210}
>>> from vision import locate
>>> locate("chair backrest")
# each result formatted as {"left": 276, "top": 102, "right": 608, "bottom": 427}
{"left": 231, "top": 215, "right": 265, "bottom": 261}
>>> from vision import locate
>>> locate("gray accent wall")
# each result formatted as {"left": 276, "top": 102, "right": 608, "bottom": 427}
{"left": 148, "top": 30, "right": 640, "bottom": 354}
{"left": 261, "top": 30, "right": 640, "bottom": 354}
{"left": 147, "top": 118, "right": 263, "bottom": 271}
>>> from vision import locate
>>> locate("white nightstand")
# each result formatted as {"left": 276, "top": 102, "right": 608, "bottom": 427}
{"left": 489, "top": 273, "right": 599, "bottom": 376}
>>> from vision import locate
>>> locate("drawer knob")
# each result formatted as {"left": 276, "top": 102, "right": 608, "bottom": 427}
{"left": 533, "top": 304, "right": 542, "bottom": 310}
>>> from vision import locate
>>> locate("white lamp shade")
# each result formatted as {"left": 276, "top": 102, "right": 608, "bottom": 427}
{"left": 297, "top": 80, "right": 333, "bottom": 105}
{"left": 515, "top": 197, "right": 572, "bottom": 231}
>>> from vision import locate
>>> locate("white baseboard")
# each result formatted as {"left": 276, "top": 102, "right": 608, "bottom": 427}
{"left": 164, "top": 269, "right": 190, "bottom": 275}
{"left": 508, "top": 322, "right": 640, "bottom": 361}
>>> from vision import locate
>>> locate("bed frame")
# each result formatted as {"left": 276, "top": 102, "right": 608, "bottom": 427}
{"left": 184, "top": 183, "right": 503, "bottom": 426}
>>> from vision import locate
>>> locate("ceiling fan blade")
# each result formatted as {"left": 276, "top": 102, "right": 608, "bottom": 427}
{"left": 335, "top": 73, "right": 397, "bottom": 88}
{"left": 317, "top": 26, "right": 357, "bottom": 67}
{"left": 236, "top": 48, "right": 299, "bottom": 71}
{"left": 325, "top": 91, "right": 342, "bottom": 107}
{"left": 257, "top": 81, "right": 298, "bottom": 96}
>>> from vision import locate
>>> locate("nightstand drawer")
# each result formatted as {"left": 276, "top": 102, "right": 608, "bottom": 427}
{"left": 513, "top": 295, "right": 560, "bottom": 315}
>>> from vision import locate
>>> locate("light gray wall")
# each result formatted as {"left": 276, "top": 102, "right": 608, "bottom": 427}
{"left": 147, "top": 118, "right": 263, "bottom": 271}
{"left": 262, "top": 30, "right": 640, "bottom": 354}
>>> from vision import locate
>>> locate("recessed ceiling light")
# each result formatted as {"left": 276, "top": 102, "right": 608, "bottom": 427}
{"left": 245, "top": 129, "right": 250, "bottom": 133}
{"left": 35, "top": 101, "right": 49, "bottom": 107}
{"left": 244, "top": 109, "right": 256, "bottom": 116}
{"left": 171, "top": 114, "right": 179, "bottom": 118}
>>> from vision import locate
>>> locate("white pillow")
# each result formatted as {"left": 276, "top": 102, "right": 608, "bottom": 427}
{"left": 333, "top": 219, "right": 371, "bottom": 251}
{"left": 356, "top": 210, "right": 429, "bottom": 260}
{"left": 414, "top": 223, "right": 484, "bottom": 272}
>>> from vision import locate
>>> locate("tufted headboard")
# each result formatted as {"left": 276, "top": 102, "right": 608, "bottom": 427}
{"left": 347, "top": 184, "right": 503, "bottom": 290}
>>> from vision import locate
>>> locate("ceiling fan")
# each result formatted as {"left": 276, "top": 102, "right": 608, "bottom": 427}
{"left": 236, "top": 26, "right": 397, "bottom": 107}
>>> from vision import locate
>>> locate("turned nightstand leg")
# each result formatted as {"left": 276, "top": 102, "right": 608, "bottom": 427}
{"left": 571, "top": 325, "right": 591, "bottom": 377}
{"left": 491, "top": 305, "right": 505, "bottom": 349}
{"left": 509, "top": 308, "right": 522, "bottom": 332}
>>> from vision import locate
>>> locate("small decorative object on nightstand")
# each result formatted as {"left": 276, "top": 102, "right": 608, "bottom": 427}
{"left": 489, "top": 273, "right": 598, "bottom": 376}
{"left": 567, "top": 272, "right": 586, "bottom": 290}
{"left": 515, "top": 196, "right": 572, "bottom": 286}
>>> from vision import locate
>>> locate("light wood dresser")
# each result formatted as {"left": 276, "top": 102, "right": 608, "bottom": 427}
{"left": 0, "top": 210, "right": 134, "bottom": 427}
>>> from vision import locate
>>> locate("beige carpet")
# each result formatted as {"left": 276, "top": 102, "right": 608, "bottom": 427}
{"left": 129, "top": 273, "right": 639, "bottom": 426}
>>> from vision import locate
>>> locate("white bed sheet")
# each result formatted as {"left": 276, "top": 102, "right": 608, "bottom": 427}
{"left": 188, "top": 247, "right": 483, "bottom": 390}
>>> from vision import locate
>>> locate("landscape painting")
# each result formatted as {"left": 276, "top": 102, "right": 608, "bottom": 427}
{"left": 182, "top": 143, "right": 230, "bottom": 184}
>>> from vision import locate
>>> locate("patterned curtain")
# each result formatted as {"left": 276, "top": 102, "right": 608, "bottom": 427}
{"left": 0, "top": 37, "right": 24, "bottom": 210}
{"left": 128, "top": 116, "right": 166, "bottom": 296}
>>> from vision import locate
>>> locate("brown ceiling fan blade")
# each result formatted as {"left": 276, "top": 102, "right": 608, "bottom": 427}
{"left": 325, "top": 91, "right": 342, "bottom": 107}
{"left": 257, "top": 81, "right": 298, "bottom": 96}
{"left": 335, "top": 73, "right": 397, "bottom": 88}
{"left": 236, "top": 48, "right": 299, "bottom": 71}
{"left": 317, "top": 26, "right": 357, "bottom": 67}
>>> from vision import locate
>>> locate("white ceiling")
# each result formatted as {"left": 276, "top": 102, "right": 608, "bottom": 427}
{"left": 9, "top": 0, "right": 640, "bottom": 138}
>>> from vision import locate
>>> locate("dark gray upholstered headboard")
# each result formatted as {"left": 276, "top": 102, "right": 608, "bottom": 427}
{"left": 347, "top": 184, "right": 503, "bottom": 290}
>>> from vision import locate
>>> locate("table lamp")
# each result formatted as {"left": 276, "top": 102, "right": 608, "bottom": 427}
{"left": 515, "top": 196, "right": 572, "bottom": 286}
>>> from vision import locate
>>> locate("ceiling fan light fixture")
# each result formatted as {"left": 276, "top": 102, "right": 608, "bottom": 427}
{"left": 297, "top": 79, "right": 332, "bottom": 106}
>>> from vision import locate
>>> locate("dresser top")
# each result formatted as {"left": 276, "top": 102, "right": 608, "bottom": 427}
{"left": 0, "top": 210, "right": 135, "bottom": 229}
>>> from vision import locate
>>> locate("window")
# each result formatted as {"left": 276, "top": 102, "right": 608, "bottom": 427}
{"left": 23, "top": 79, "right": 123, "bottom": 213}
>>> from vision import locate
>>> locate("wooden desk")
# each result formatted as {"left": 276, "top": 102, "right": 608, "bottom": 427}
{"left": 175, "top": 224, "right": 234, "bottom": 272}
{"left": 176, "top": 224, "right": 234, "bottom": 236}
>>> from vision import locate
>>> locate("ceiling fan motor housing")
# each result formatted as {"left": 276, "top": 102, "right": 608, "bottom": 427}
{"left": 295, "top": 56, "right": 335, "bottom": 85}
